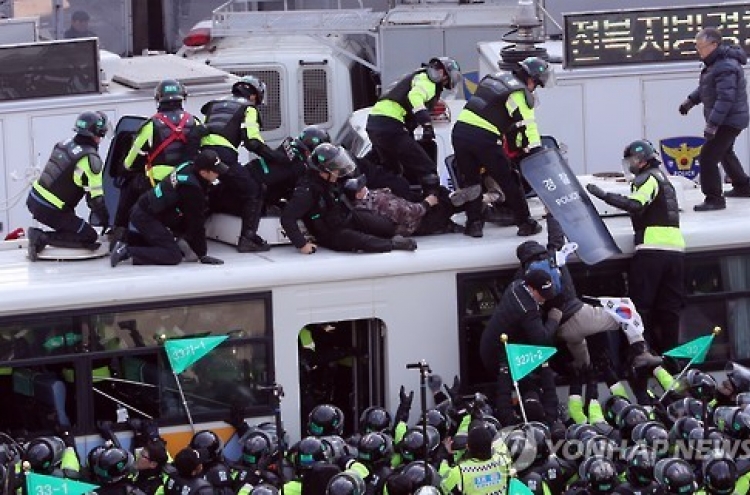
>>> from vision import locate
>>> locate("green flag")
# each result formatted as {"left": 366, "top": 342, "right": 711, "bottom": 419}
{"left": 506, "top": 343, "right": 557, "bottom": 381}
{"left": 509, "top": 478, "right": 534, "bottom": 495}
{"left": 664, "top": 335, "right": 714, "bottom": 364}
{"left": 27, "top": 473, "right": 99, "bottom": 495}
{"left": 165, "top": 335, "right": 228, "bottom": 374}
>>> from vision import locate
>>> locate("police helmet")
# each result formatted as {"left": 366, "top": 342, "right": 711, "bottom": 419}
{"left": 684, "top": 369, "right": 717, "bottom": 402}
{"left": 426, "top": 57, "right": 462, "bottom": 90}
{"left": 401, "top": 461, "right": 439, "bottom": 489}
{"left": 622, "top": 444, "right": 657, "bottom": 487}
{"left": 603, "top": 395, "right": 631, "bottom": 427}
{"left": 297, "top": 126, "right": 331, "bottom": 154}
{"left": 73, "top": 111, "right": 109, "bottom": 138}
{"left": 154, "top": 79, "right": 187, "bottom": 104}
{"left": 616, "top": 404, "right": 650, "bottom": 439}
{"left": 326, "top": 471, "right": 366, "bottom": 495}
{"left": 726, "top": 362, "right": 750, "bottom": 394}
{"left": 357, "top": 432, "right": 393, "bottom": 466}
{"left": 309, "top": 143, "right": 357, "bottom": 177}
{"left": 655, "top": 458, "right": 697, "bottom": 495}
{"left": 232, "top": 75, "right": 266, "bottom": 105}
{"left": 687, "top": 427, "right": 725, "bottom": 458}
{"left": 622, "top": 140, "right": 659, "bottom": 170}
{"left": 667, "top": 397, "right": 705, "bottom": 424}
{"left": 398, "top": 426, "right": 440, "bottom": 462}
{"left": 424, "top": 409, "right": 449, "bottom": 439}
{"left": 24, "top": 438, "right": 64, "bottom": 474}
{"left": 702, "top": 450, "right": 737, "bottom": 495}
{"left": 579, "top": 456, "right": 618, "bottom": 494}
{"left": 359, "top": 406, "right": 392, "bottom": 434}
{"left": 522, "top": 422, "right": 551, "bottom": 461}
{"left": 251, "top": 484, "right": 280, "bottom": 495}
{"left": 515, "top": 57, "right": 552, "bottom": 88}
{"left": 414, "top": 487, "right": 441, "bottom": 495}
{"left": 308, "top": 404, "right": 345, "bottom": 437}
{"left": 631, "top": 421, "right": 669, "bottom": 448}
{"left": 189, "top": 430, "right": 223, "bottom": 464}
{"left": 242, "top": 429, "right": 277, "bottom": 466}
{"left": 295, "top": 436, "right": 329, "bottom": 471}
{"left": 669, "top": 417, "right": 703, "bottom": 444}
{"left": 92, "top": 447, "right": 134, "bottom": 485}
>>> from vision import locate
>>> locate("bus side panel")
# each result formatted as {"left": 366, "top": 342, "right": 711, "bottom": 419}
{"left": 273, "top": 270, "right": 460, "bottom": 439}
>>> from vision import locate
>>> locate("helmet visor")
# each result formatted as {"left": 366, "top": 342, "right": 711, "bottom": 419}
{"left": 330, "top": 148, "right": 356, "bottom": 177}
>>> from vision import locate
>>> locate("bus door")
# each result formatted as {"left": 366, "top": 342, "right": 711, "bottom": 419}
{"left": 298, "top": 319, "right": 385, "bottom": 437}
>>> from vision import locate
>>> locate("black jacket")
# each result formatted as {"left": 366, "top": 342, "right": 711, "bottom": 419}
{"left": 689, "top": 43, "right": 749, "bottom": 130}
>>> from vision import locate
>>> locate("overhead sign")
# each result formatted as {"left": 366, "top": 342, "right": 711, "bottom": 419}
{"left": 564, "top": 2, "right": 750, "bottom": 68}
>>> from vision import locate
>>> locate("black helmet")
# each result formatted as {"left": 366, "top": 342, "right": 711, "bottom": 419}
{"left": 504, "top": 429, "right": 535, "bottom": 469}
{"left": 516, "top": 57, "right": 552, "bottom": 88}
{"left": 357, "top": 432, "right": 392, "bottom": 466}
{"left": 726, "top": 362, "right": 750, "bottom": 394}
{"left": 73, "top": 111, "right": 109, "bottom": 138}
{"left": 617, "top": 404, "right": 650, "bottom": 439}
{"left": 297, "top": 126, "right": 331, "bottom": 154}
{"left": 326, "top": 471, "right": 366, "bottom": 495}
{"left": 426, "top": 57, "right": 462, "bottom": 90}
{"left": 87, "top": 443, "right": 109, "bottom": 472}
{"left": 359, "top": 406, "right": 391, "bottom": 434}
{"left": 401, "top": 461, "right": 439, "bottom": 489}
{"left": 24, "top": 438, "right": 62, "bottom": 474}
{"left": 155, "top": 79, "right": 187, "bottom": 104}
{"left": 712, "top": 406, "right": 750, "bottom": 439}
{"left": 669, "top": 417, "right": 703, "bottom": 444}
{"left": 242, "top": 430, "right": 277, "bottom": 466}
{"left": 623, "top": 140, "right": 658, "bottom": 170}
{"left": 189, "top": 430, "right": 222, "bottom": 464}
{"left": 603, "top": 395, "right": 631, "bottom": 427}
{"left": 684, "top": 369, "right": 717, "bottom": 402}
{"left": 622, "top": 444, "right": 657, "bottom": 487}
{"left": 702, "top": 450, "right": 737, "bottom": 495}
{"left": 308, "top": 404, "right": 345, "bottom": 436}
{"left": 522, "top": 422, "right": 551, "bottom": 461}
{"left": 309, "top": 143, "right": 356, "bottom": 177}
{"left": 295, "top": 436, "right": 329, "bottom": 471}
{"left": 92, "top": 447, "right": 134, "bottom": 485}
{"left": 398, "top": 426, "right": 440, "bottom": 462}
{"left": 655, "top": 458, "right": 696, "bottom": 495}
{"left": 631, "top": 421, "right": 669, "bottom": 449}
{"left": 232, "top": 75, "right": 266, "bottom": 104}
{"left": 579, "top": 456, "right": 618, "bottom": 494}
{"left": 686, "top": 427, "right": 725, "bottom": 459}
{"left": 425, "top": 409, "right": 450, "bottom": 439}
{"left": 667, "top": 397, "right": 705, "bottom": 424}
{"left": 251, "top": 484, "right": 280, "bottom": 495}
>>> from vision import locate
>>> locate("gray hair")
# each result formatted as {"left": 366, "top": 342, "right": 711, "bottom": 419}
{"left": 696, "top": 27, "right": 723, "bottom": 45}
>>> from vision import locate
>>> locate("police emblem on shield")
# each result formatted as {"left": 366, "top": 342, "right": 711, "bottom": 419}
{"left": 659, "top": 137, "right": 704, "bottom": 183}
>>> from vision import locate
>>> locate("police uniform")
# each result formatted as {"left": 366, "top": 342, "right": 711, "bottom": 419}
{"left": 114, "top": 103, "right": 204, "bottom": 231}
{"left": 452, "top": 72, "right": 539, "bottom": 233}
{"left": 441, "top": 455, "right": 509, "bottom": 495}
{"left": 126, "top": 162, "right": 211, "bottom": 265}
{"left": 591, "top": 160, "right": 685, "bottom": 353}
{"left": 366, "top": 70, "right": 442, "bottom": 185}
{"left": 26, "top": 135, "right": 108, "bottom": 249}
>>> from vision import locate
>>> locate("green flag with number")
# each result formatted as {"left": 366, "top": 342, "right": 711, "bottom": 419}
{"left": 506, "top": 343, "right": 557, "bottom": 381}
{"left": 664, "top": 335, "right": 714, "bottom": 364}
{"left": 165, "top": 335, "right": 228, "bottom": 374}
{"left": 27, "top": 473, "right": 99, "bottom": 495}
{"left": 509, "top": 478, "right": 534, "bottom": 495}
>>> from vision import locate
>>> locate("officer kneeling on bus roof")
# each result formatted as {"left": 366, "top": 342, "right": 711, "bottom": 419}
{"left": 280, "top": 143, "right": 418, "bottom": 254}
{"left": 586, "top": 140, "right": 685, "bottom": 354}
{"left": 26, "top": 111, "right": 110, "bottom": 261}
{"left": 110, "top": 149, "right": 227, "bottom": 267}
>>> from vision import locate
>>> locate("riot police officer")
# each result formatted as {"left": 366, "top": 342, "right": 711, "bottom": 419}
{"left": 189, "top": 430, "right": 233, "bottom": 495}
{"left": 366, "top": 57, "right": 461, "bottom": 187}
{"left": 160, "top": 448, "right": 213, "bottom": 495}
{"left": 89, "top": 445, "right": 138, "bottom": 494}
{"left": 441, "top": 425, "right": 509, "bottom": 495}
{"left": 26, "top": 111, "right": 110, "bottom": 261}
{"left": 113, "top": 79, "right": 205, "bottom": 243}
{"left": 451, "top": 57, "right": 550, "bottom": 238}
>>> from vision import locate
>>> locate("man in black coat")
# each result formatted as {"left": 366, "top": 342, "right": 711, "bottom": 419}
{"left": 679, "top": 27, "right": 750, "bottom": 210}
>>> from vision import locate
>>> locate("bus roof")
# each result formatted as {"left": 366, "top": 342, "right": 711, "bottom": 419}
{"left": 1, "top": 185, "right": 748, "bottom": 317}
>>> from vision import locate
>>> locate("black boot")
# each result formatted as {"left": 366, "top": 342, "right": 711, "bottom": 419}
{"left": 110, "top": 241, "right": 131, "bottom": 267}
{"left": 239, "top": 199, "right": 270, "bottom": 253}
{"left": 629, "top": 341, "right": 662, "bottom": 371}
{"left": 464, "top": 220, "right": 484, "bottom": 238}
{"left": 27, "top": 227, "right": 48, "bottom": 262}
{"left": 238, "top": 231, "right": 270, "bottom": 253}
{"left": 517, "top": 218, "right": 542, "bottom": 236}
{"left": 391, "top": 235, "right": 417, "bottom": 251}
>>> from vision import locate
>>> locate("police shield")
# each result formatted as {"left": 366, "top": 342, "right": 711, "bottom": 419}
{"left": 519, "top": 148, "right": 620, "bottom": 265}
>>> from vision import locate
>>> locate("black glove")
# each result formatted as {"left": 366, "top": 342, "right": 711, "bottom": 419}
{"left": 394, "top": 385, "right": 414, "bottom": 423}
{"left": 227, "top": 403, "right": 250, "bottom": 437}
{"left": 704, "top": 124, "right": 718, "bottom": 141}
{"left": 586, "top": 183, "right": 607, "bottom": 199}
{"left": 88, "top": 196, "right": 110, "bottom": 230}
{"left": 421, "top": 124, "right": 435, "bottom": 141}
{"left": 678, "top": 99, "right": 695, "bottom": 115}
{"left": 96, "top": 421, "right": 116, "bottom": 442}
{"left": 200, "top": 255, "right": 224, "bottom": 265}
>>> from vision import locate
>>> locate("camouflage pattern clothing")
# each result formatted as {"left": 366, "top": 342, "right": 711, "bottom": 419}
{"left": 354, "top": 188, "right": 428, "bottom": 236}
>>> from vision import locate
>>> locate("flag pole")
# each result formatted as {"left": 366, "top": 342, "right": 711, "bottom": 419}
{"left": 173, "top": 371, "right": 196, "bottom": 433}
{"left": 502, "top": 334, "right": 529, "bottom": 424}
{"left": 658, "top": 327, "right": 720, "bottom": 403}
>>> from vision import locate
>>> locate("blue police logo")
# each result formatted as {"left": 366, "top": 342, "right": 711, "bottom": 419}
{"left": 659, "top": 137, "right": 704, "bottom": 182}
{"left": 462, "top": 71, "right": 479, "bottom": 97}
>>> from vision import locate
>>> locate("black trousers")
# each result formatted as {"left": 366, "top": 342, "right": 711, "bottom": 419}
{"left": 128, "top": 205, "right": 183, "bottom": 265}
{"left": 629, "top": 249, "right": 685, "bottom": 354}
{"left": 313, "top": 210, "right": 396, "bottom": 253}
{"left": 366, "top": 115, "right": 437, "bottom": 185}
{"left": 27, "top": 193, "right": 98, "bottom": 247}
{"left": 114, "top": 174, "right": 151, "bottom": 229}
{"left": 699, "top": 125, "right": 750, "bottom": 202}
{"left": 452, "top": 122, "right": 531, "bottom": 225}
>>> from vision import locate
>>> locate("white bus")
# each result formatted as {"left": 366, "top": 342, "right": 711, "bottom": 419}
{"left": 1, "top": 174, "right": 750, "bottom": 457}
